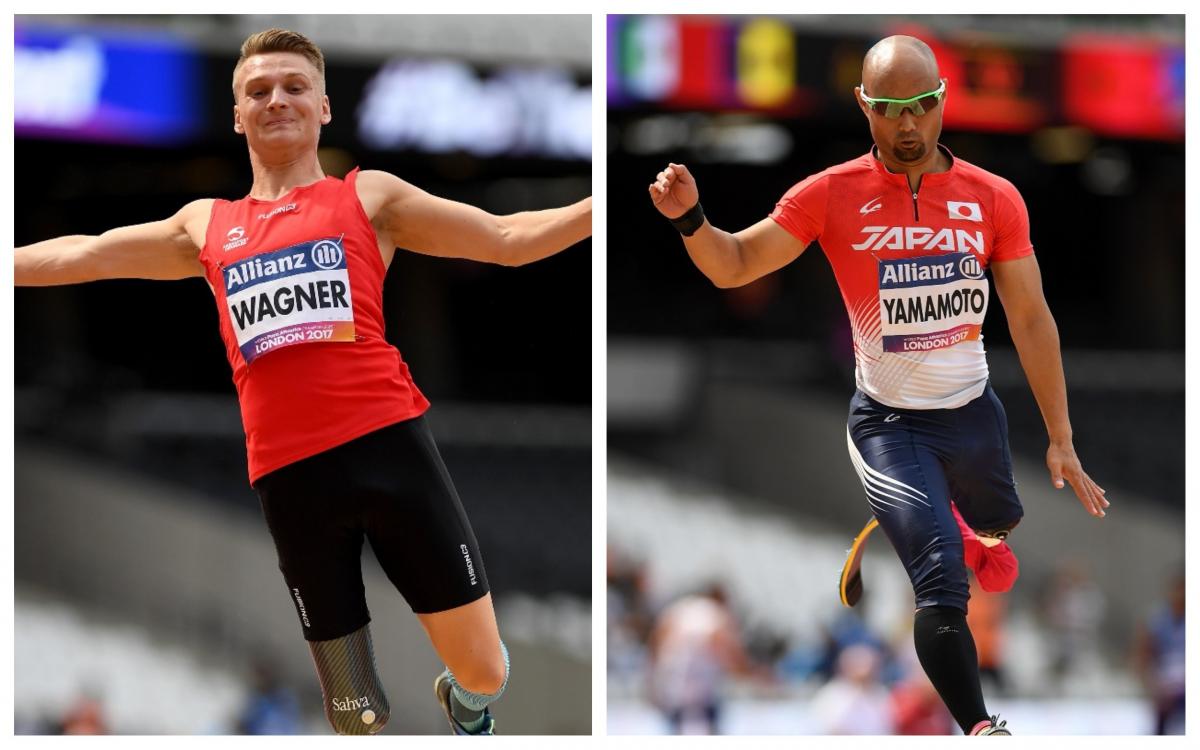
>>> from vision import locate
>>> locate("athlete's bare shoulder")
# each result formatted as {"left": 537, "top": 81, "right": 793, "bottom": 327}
{"left": 350, "top": 170, "right": 432, "bottom": 234}
{"left": 176, "top": 198, "right": 218, "bottom": 251}
{"left": 353, "top": 169, "right": 421, "bottom": 224}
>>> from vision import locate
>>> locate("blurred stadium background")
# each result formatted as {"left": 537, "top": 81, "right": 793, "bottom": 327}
{"left": 13, "top": 14, "right": 590, "bottom": 735}
{"left": 607, "top": 14, "right": 1184, "bottom": 735}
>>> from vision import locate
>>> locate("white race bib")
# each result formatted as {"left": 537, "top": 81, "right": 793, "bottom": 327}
{"left": 878, "top": 253, "right": 988, "bottom": 353}
{"left": 223, "top": 237, "right": 356, "bottom": 364}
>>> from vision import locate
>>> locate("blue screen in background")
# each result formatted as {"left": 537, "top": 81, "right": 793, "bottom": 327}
{"left": 15, "top": 24, "right": 202, "bottom": 145}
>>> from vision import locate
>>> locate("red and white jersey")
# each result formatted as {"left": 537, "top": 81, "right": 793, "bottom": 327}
{"left": 771, "top": 147, "right": 1034, "bottom": 409}
{"left": 199, "top": 168, "right": 429, "bottom": 483}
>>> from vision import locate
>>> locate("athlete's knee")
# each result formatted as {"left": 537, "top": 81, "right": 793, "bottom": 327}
{"left": 308, "top": 624, "right": 391, "bottom": 735}
{"left": 453, "top": 642, "right": 509, "bottom": 695}
{"left": 915, "top": 603, "right": 967, "bottom": 618}
{"left": 448, "top": 640, "right": 510, "bottom": 704}
{"left": 912, "top": 542, "right": 969, "bottom": 603}
{"left": 915, "top": 586, "right": 970, "bottom": 613}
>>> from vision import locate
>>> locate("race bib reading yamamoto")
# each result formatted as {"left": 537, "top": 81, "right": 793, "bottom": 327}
{"left": 224, "top": 237, "right": 355, "bottom": 364}
{"left": 877, "top": 253, "right": 988, "bottom": 353}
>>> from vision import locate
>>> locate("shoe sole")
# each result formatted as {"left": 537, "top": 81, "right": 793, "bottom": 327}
{"left": 433, "top": 673, "right": 460, "bottom": 734}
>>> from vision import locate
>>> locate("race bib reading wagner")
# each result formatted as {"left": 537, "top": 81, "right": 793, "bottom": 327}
{"left": 224, "top": 237, "right": 355, "bottom": 364}
{"left": 878, "top": 253, "right": 988, "bottom": 353}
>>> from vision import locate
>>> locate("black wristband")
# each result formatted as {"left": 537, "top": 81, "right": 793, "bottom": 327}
{"left": 669, "top": 202, "right": 706, "bottom": 237}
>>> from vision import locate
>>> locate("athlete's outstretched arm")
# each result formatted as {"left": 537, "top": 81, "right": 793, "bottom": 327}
{"left": 648, "top": 162, "right": 807, "bottom": 288}
{"left": 360, "top": 170, "right": 590, "bottom": 267}
{"left": 15, "top": 200, "right": 210, "bottom": 285}
{"left": 992, "top": 255, "right": 1109, "bottom": 518}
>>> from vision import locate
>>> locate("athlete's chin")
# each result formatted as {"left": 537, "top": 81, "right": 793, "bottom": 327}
{"left": 250, "top": 132, "right": 318, "bottom": 152}
{"left": 256, "top": 129, "right": 304, "bottom": 141}
{"left": 892, "top": 143, "right": 927, "bottom": 163}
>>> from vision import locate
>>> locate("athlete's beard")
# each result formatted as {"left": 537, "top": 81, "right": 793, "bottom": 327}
{"left": 893, "top": 140, "right": 927, "bottom": 163}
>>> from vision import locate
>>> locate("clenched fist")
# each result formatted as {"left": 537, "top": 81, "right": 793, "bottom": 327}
{"left": 648, "top": 163, "right": 699, "bottom": 220}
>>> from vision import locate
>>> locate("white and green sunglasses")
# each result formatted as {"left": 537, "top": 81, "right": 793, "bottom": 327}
{"left": 859, "top": 79, "right": 947, "bottom": 118}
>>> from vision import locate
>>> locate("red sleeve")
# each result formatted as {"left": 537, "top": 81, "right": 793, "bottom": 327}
{"left": 769, "top": 172, "right": 828, "bottom": 246}
{"left": 990, "top": 179, "right": 1035, "bottom": 263}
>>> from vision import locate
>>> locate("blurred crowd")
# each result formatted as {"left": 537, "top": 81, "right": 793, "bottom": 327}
{"left": 14, "top": 692, "right": 110, "bottom": 735}
{"left": 608, "top": 547, "right": 1184, "bottom": 735}
{"left": 15, "top": 660, "right": 307, "bottom": 735}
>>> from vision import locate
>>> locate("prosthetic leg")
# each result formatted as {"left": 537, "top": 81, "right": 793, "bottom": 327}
{"left": 839, "top": 502, "right": 1019, "bottom": 607}
{"left": 307, "top": 624, "right": 390, "bottom": 735}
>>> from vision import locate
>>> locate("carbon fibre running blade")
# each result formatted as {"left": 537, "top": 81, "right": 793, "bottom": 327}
{"left": 839, "top": 517, "right": 879, "bottom": 607}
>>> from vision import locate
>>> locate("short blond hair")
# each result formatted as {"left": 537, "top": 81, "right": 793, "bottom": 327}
{"left": 232, "top": 28, "right": 325, "bottom": 99}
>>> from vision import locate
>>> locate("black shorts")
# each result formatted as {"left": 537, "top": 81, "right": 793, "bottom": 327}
{"left": 846, "top": 384, "right": 1023, "bottom": 612}
{"left": 253, "top": 415, "right": 490, "bottom": 641}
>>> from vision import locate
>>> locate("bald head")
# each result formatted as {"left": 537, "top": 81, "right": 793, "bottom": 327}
{"left": 862, "top": 36, "right": 940, "bottom": 99}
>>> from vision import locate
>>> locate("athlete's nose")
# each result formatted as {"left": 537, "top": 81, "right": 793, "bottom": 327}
{"left": 267, "top": 85, "right": 290, "bottom": 110}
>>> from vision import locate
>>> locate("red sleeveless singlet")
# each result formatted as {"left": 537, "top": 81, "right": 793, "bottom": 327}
{"left": 199, "top": 168, "right": 430, "bottom": 483}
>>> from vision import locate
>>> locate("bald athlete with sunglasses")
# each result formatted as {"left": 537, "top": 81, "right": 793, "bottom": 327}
{"left": 649, "top": 35, "right": 1107, "bottom": 736}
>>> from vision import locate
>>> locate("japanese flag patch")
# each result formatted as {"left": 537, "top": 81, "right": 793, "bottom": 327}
{"left": 947, "top": 201, "right": 982, "bottom": 222}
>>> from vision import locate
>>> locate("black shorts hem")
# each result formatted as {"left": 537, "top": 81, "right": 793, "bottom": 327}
{"left": 409, "top": 583, "right": 491, "bottom": 616}
{"left": 302, "top": 614, "right": 373, "bottom": 643}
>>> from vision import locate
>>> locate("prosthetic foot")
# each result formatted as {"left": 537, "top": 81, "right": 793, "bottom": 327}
{"left": 839, "top": 517, "right": 879, "bottom": 607}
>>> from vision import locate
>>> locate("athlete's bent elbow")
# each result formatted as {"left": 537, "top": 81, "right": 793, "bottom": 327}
{"left": 483, "top": 227, "right": 524, "bottom": 267}
{"left": 709, "top": 267, "right": 750, "bottom": 289}
{"left": 492, "top": 237, "right": 565, "bottom": 267}
{"left": 494, "top": 245, "right": 527, "bottom": 267}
